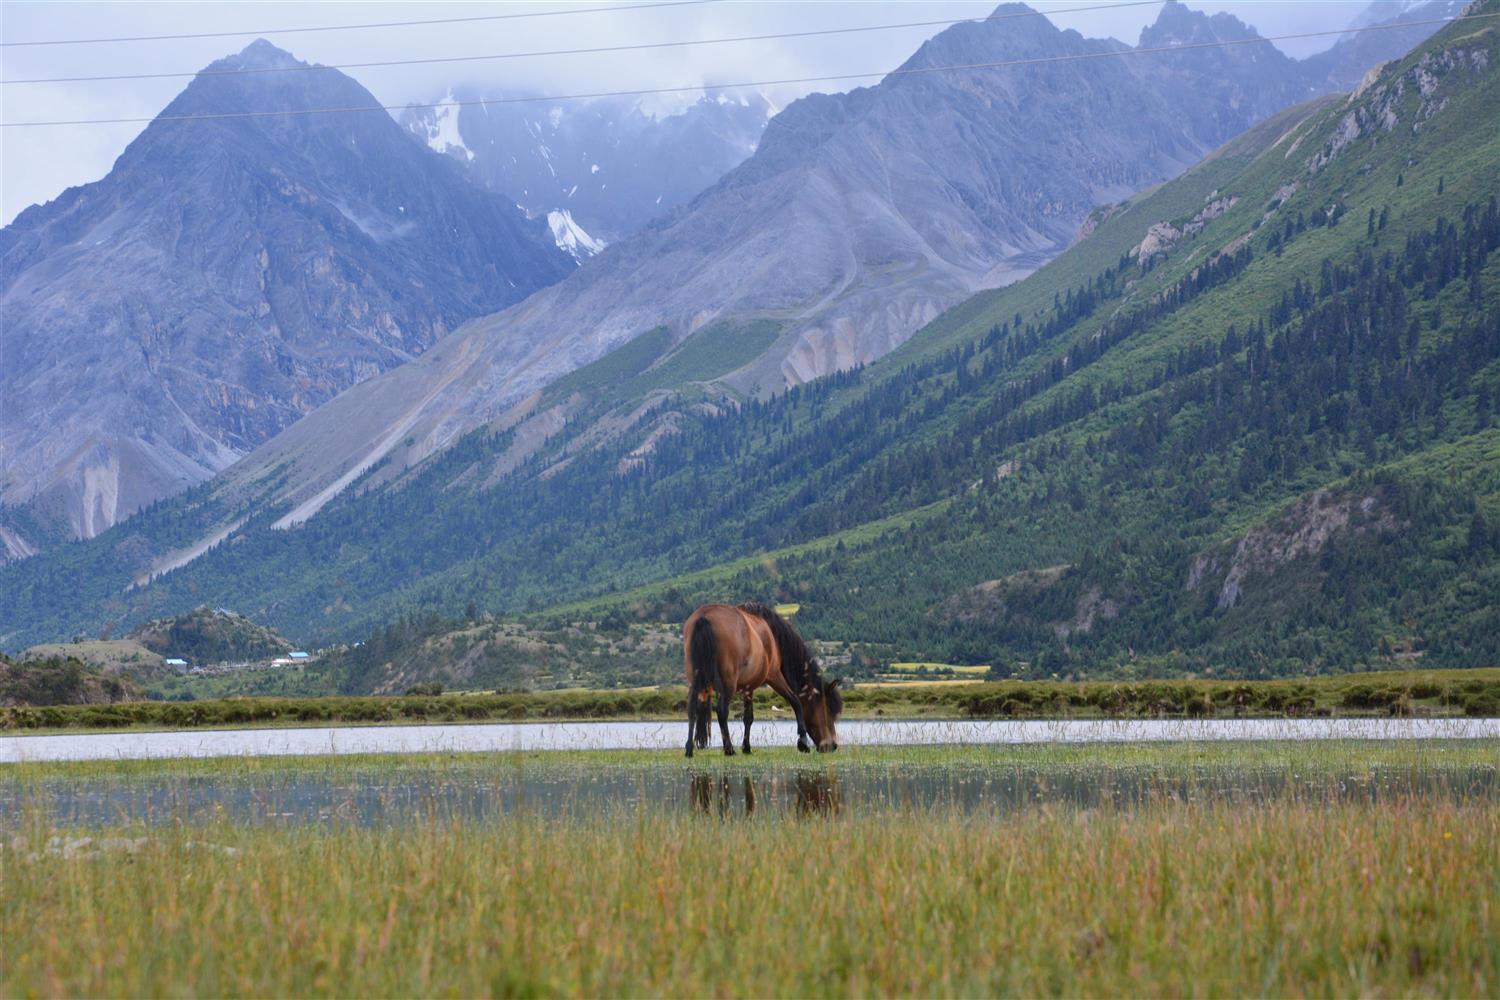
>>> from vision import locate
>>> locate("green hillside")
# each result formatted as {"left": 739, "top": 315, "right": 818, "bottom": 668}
{"left": 3, "top": 6, "right": 1498, "bottom": 680}
{"left": 128, "top": 606, "right": 293, "bottom": 664}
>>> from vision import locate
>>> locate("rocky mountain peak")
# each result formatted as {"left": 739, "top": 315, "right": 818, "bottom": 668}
{"left": 149, "top": 37, "right": 379, "bottom": 133}
{"left": 0, "top": 41, "right": 570, "bottom": 550}
{"left": 898, "top": 2, "right": 1071, "bottom": 72}
{"left": 221, "top": 37, "right": 304, "bottom": 71}
{"left": 1139, "top": 1, "right": 1265, "bottom": 46}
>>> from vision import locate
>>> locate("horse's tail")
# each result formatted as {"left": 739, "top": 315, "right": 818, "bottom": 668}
{"left": 689, "top": 616, "right": 717, "bottom": 748}
{"left": 739, "top": 602, "right": 816, "bottom": 691}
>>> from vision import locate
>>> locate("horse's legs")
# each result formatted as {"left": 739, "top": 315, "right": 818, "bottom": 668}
{"left": 741, "top": 692, "right": 754, "bottom": 754}
{"left": 768, "top": 676, "right": 811, "bottom": 753}
{"left": 694, "top": 697, "right": 710, "bottom": 749}
{"left": 716, "top": 682, "right": 735, "bottom": 756}
{"left": 685, "top": 688, "right": 696, "bottom": 758}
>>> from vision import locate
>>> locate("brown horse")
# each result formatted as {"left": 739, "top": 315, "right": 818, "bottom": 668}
{"left": 683, "top": 602, "right": 842, "bottom": 757}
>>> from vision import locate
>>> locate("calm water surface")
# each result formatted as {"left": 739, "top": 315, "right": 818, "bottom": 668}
{"left": 3, "top": 716, "right": 1499, "bottom": 764}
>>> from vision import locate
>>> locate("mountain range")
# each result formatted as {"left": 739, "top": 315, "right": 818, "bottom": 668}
{"left": 0, "top": 2, "right": 1459, "bottom": 561}
{"left": 0, "top": 40, "right": 571, "bottom": 556}
{"left": 3, "top": 0, "right": 1495, "bottom": 681}
{"left": 135, "top": 0, "right": 1453, "bottom": 548}
{"left": 3, "top": 0, "right": 1494, "bottom": 669}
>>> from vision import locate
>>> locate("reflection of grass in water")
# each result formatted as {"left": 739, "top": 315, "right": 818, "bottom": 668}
{"left": 3, "top": 787, "right": 1497, "bottom": 996}
{"left": 5, "top": 738, "right": 1500, "bottom": 785}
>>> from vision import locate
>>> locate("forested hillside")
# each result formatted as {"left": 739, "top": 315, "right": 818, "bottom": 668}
{"left": 4, "top": 6, "right": 1498, "bottom": 679}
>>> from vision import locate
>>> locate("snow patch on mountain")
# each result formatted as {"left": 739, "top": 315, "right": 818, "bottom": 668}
{"left": 420, "top": 91, "right": 472, "bottom": 161}
{"left": 547, "top": 209, "right": 606, "bottom": 260}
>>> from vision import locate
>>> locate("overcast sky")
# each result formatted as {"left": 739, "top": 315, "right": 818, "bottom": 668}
{"left": 1, "top": 1, "right": 1401, "bottom": 225}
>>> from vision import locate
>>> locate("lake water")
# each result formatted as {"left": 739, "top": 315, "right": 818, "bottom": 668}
{"left": 3, "top": 716, "right": 1499, "bottom": 764}
{"left": 5, "top": 758, "right": 1496, "bottom": 828}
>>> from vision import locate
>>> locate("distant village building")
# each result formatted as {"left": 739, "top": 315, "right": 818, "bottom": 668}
{"left": 164, "top": 658, "right": 189, "bottom": 670}
{"left": 289, "top": 651, "right": 311, "bottom": 660}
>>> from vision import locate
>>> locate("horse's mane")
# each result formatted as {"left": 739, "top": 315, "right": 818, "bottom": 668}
{"left": 739, "top": 602, "right": 820, "bottom": 692}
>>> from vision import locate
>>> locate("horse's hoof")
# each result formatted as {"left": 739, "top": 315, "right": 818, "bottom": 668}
{"left": 797, "top": 742, "right": 811, "bottom": 754}
{"left": 742, "top": 747, "right": 752, "bottom": 755}
{"left": 685, "top": 747, "right": 694, "bottom": 759}
{"left": 723, "top": 746, "right": 736, "bottom": 757}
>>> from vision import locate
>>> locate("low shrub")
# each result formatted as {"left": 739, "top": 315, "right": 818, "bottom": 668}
{"left": 1461, "top": 693, "right": 1499, "bottom": 717}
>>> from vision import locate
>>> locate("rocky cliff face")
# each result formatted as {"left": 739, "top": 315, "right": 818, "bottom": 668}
{"left": 0, "top": 41, "right": 571, "bottom": 553}
{"left": 400, "top": 91, "right": 773, "bottom": 249}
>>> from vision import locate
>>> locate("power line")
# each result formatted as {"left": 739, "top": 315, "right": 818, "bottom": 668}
{"left": 3, "top": 1, "right": 1164, "bottom": 87}
{"left": 0, "top": 0, "right": 716, "bottom": 49}
{"left": 4, "top": 14, "right": 1491, "bottom": 129}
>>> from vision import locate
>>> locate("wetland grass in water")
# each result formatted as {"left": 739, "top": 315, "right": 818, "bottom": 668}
{"left": 3, "top": 743, "right": 1498, "bottom": 996}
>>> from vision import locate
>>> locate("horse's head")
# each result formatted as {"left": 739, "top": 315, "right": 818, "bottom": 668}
{"left": 799, "top": 673, "right": 843, "bottom": 752}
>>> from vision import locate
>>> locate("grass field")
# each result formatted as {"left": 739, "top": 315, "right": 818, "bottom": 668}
{"left": 6, "top": 667, "right": 1499, "bottom": 734}
{"left": 3, "top": 742, "right": 1497, "bottom": 997}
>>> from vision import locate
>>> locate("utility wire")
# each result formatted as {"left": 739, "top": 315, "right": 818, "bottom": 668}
{"left": 0, "top": 0, "right": 716, "bottom": 48}
{"left": 3, "top": 1, "right": 1164, "bottom": 86}
{"left": 4, "top": 13, "right": 1491, "bottom": 129}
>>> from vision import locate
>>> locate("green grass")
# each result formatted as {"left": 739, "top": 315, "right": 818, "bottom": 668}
{"left": 19, "top": 639, "right": 162, "bottom": 672}
{"left": 3, "top": 744, "right": 1496, "bottom": 996}
{"left": 625, "top": 318, "right": 782, "bottom": 394}
{"left": 541, "top": 325, "right": 675, "bottom": 403}
{"left": 540, "top": 320, "right": 783, "bottom": 412}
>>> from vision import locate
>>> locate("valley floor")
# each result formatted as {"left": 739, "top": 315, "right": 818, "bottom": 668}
{"left": 6, "top": 668, "right": 1499, "bottom": 735}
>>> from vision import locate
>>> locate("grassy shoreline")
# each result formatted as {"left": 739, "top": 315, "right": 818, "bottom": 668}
{"left": 6, "top": 741, "right": 1496, "bottom": 995}
{"left": 4, "top": 777, "right": 1496, "bottom": 996}
{"left": 5, "top": 667, "right": 1499, "bottom": 735}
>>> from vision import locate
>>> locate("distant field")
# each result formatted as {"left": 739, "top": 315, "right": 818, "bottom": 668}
{"left": 859, "top": 678, "right": 986, "bottom": 688}
{"left": 886, "top": 662, "right": 990, "bottom": 673}
{"left": 4, "top": 668, "right": 1498, "bottom": 733}
{"left": 20, "top": 639, "right": 162, "bottom": 672}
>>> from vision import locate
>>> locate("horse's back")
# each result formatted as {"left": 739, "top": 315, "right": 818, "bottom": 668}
{"left": 683, "top": 604, "right": 746, "bottom": 682}
{"left": 683, "top": 604, "right": 747, "bottom": 644}
{"left": 683, "top": 604, "right": 772, "bottom": 691}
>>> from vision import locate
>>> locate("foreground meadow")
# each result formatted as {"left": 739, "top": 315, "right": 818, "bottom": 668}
{"left": 2, "top": 744, "right": 1498, "bottom": 997}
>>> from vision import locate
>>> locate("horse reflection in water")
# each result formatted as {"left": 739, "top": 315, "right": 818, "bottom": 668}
{"left": 791, "top": 772, "right": 841, "bottom": 816}
{"left": 690, "top": 773, "right": 758, "bottom": 817}
{"left": 688, "top": 771, "right": 841, "bottom": 817}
